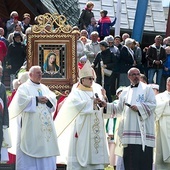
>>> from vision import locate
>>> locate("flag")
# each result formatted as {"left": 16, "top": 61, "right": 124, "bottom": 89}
{"left": 114, "top": 0, "right": 122, "bottom": 36}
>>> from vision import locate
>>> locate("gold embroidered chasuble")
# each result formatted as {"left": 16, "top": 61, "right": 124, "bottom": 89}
{"left": 9, "top": 80, "right": 60, "bottom": 157}
{"left": 55, "top": 82, "right": 109, "bottom": 169}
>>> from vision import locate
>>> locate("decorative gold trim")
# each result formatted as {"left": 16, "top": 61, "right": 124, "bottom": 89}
{"left": 38, "top": 105, "right": 53, "bottom": 142}
{"left": 48, "top": 84, "right": 70, "bottom": 90}
{"left": 92, "top": 113, "right": 100, "bottom": 153}
{"left": 32, "top": 13, "right": 72, "bottom": 34}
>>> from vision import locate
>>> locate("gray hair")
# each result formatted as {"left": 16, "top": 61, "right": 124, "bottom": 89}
{"left": 90, "top": 31, "right": 99, "bottom": 36}
{"left": 127, "top": 67, "right": 140, "bottom": 76}
{"left": 29, "top": 65, "right": 41, "bottom": 74}
{"left": 104, "top": 35, "right": 114, "bottom": 42}
{"left": 10, "top": 11, "right": 18, "bottom": 18}
{"left": 125, "top": 38, "right": 134, "bottom": 46}
{"left": 12, "top": 79, "right": 19, "bottom": 90}
{"left": 25, "top": 27, "right": 32, "bottom": 35}
{"left": 80, "top": 29, "right": 88, "bottom": 35}
{"left": 18, "top": 71, "right": 29, "bottom": 84}
{"left": 167, "top": 77, "right": 170, "bottom": 83}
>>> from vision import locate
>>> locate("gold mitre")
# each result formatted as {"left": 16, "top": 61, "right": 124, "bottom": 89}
{"left": 79, "top": 60, "right": 93, "bottom": 79}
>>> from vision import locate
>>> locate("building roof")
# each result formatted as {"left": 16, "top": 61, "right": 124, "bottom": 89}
{"left": 0, "top": 0, "right": 166, "bottom": 35}
{"left": 41, "top": 0, "right": 80, "bottom": 26}
{"left": 78, "top": 0, "right": 166, "bottom": 33}
{"left": 41, "top": 0, "right": 166, "bottom": 34}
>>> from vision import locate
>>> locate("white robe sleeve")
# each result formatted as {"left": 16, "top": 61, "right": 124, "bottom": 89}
{"left": 106, "top": 103, "right": 114, "bottom": 115}
{"left": 24, "top": 97, "right": 36, "bottom": 113}
{"left": 155, "top": 93, "right": 168, "bottom": 121}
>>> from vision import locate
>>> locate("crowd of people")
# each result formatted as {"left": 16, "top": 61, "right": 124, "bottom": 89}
{"left": 73, "top": 2, "right": 170, "bottom": 97}
{"left": 0, "top": 11, "right": 30, "bottom": 91}
{"left": 0, "top": 1, "right": 170, "bottom": 170}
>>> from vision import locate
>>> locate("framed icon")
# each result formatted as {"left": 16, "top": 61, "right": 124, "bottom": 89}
{"left": 27, "top": 33, "right": 77, "bottom": 91}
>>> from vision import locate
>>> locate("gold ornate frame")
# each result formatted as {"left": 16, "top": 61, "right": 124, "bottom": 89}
{"left": 27, "top": 13, "right": 77, "bottom": 91}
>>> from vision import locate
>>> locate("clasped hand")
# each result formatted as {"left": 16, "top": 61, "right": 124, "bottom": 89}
{"left": 38, "top": 96, "right": 48, "bottom": 104}
{"left": 130, "top": 105, "right": 139, "bottom": 112}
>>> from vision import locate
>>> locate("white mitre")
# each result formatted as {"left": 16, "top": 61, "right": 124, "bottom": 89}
{"left": 78, "top": 60, "right": 93, "bottom": 79}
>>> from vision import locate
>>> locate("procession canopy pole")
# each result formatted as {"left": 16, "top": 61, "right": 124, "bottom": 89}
{"left": 132, "top": 0, "right": 149, "bottom": 43}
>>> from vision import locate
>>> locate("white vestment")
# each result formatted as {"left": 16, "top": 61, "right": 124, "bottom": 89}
{"left": 55, "top": 82, "right": 109, "bottom": 170}
{"left": 107, "top": 82, "right": 156, "bottom": 150}
{"left": 154, "top": 91, "right": 170, "bottom": 169}
{"left": 1, "top": 128, "right": 11, "bottom": 162}
{"left": 9, "top": 79, "right": 60, "bottom": 170}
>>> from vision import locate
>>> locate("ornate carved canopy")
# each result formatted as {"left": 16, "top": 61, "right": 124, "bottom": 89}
{"left": 32, "top": 13, "right": 72, "bottom": 34}
{"left": 27, "top": 13, "right": 77, "bottom": 92}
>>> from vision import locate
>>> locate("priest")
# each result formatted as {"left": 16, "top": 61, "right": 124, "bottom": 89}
{"left": 9, "top": 65, "right": 59, "bottom": 170}
{"left": 104, "top": 67, "right": 156, "bottom": 170}
{"left": 154, "top": 77, "right": 170, "bottom": 169}
{"left": 55, "top": 60, "right": 109, "bottom": 170}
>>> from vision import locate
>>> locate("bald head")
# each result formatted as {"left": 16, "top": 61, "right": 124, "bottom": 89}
{"left": 128, "top": 68, "right": 140, "bottom": 76}
{"left": 29, "top": 66, "right": 42, "bottom": 83}
{"left": 128, "top": 68, "right": 140, "bottom": 85}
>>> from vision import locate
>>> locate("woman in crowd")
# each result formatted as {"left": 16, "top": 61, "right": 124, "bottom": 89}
{"left": 97, "top": 10, "right": 116, "bottom": 40}
{"left": 72, "top": 30, "right": 85, "bottom": 61}
{"left": 92, "top": 40, "right": 116, "bottom": 102}
{"left": 78, "top": 1, "right": 94, "bottom": 30}
{"left": 6, "top": 11, "right": 23, "bottom": 37}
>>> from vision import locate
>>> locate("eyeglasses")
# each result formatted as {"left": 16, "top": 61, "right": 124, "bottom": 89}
{"left": 130, "top": 73, "right": 140, "bottom": 77}
{"left": 84, "top": 77, "right": 94, "bottom": 81}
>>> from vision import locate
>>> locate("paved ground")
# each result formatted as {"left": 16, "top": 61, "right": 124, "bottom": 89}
{"left": 0, "top": 164, "right": 66, "bottom": 170}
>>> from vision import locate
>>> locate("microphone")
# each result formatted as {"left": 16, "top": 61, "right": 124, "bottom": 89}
{"left": 95, "top": 93, "right": 99, "bottom": 98}
{"left": 125, "top": 102, "right": 141, "bottom": 117}
{"left": 94, "top": 93, "right": 102, "bottom": 107}
{"left": 125, "top": 103, "right": 131, "bottom": 107}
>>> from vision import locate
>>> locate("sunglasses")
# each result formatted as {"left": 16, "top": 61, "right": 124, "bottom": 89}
{"left": 84, "top": 77, "right": 94, "bottom": 81}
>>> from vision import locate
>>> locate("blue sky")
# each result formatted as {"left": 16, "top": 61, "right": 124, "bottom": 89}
{"left": 162, "top": 0, "right": 170, "bottom": 7}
